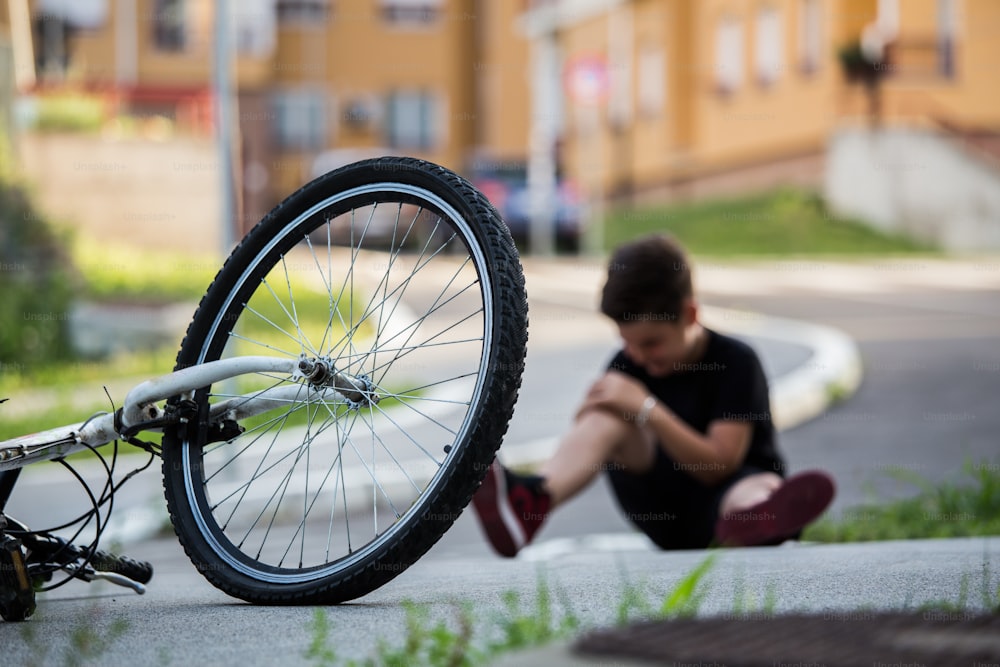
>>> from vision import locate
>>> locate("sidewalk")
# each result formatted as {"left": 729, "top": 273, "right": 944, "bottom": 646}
{"left": 474, "top": 535, "right": 1000, "bottom": 666}
{"left": 484, "top": 257, "right": 997, "bottom": 666}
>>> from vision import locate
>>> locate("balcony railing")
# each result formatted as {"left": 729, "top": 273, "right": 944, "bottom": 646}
{"left": 883, "top": 36, "right": 955, "bottom": 81}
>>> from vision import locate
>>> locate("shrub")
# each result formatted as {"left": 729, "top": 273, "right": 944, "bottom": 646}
{"left": 0, "top": 179, "right": 77, "bottom": 365}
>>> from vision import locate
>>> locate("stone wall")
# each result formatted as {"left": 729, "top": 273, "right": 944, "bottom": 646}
{"left": 18, "top": 133, "right": 223, "bottom": 254}
{"left": 825, "top": 127, "right": 1000, "bottom": 252}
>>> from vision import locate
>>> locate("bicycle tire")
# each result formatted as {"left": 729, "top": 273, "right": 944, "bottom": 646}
{"left": 161, "top": 157, "right": 527, "bottom": 604}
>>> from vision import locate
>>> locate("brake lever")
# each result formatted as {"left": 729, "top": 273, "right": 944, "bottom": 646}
{"left": 66, "top": 564, "right": 146, "bottom": 595}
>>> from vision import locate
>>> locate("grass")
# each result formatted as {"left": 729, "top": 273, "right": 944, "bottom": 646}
{"left": 604, "top": 188, "right": 934, "bottom": 257}
{"left": 303, "top": 557, "right": 718, "bottom": 667}
{"left": 301, "top": 549, "right": 999, "bottom": 667}
{"left": 71, "top": 237, "right": 219, "bottom": 305}
{"left": 17, "top": 606, "right": 130, "bottom": 667}
{"left": 29, "top": 94, "right": 107, "bottom": 134}
{"left": 303, "top": 582, "right": 573, "bottom": 667}
{"left": 803, "top": 460, "right": 1000, "bottom": 542}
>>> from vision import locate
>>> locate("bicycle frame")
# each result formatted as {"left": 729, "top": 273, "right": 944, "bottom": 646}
{"left": 0, "top": 355, "right": 364, "bottom": 472}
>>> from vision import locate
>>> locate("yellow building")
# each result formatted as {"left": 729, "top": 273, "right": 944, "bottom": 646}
{"left": 523, "top": 0, "right": 1000, "bottom": 202}
{"left": 4, "top": 0, "right": 533, "bottom": 229}
{"left": 265, "top": 0, "right": 480, "bottom": 194}
{"left": 7, "top": 0, "right": 997, "bottom": 234}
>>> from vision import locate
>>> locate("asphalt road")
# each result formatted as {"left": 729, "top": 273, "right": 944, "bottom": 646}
{"left": 704, "top": 271, "right": 1000, "bottom": 512}
{"left": 433, "top": 266, "right": 1000, "bottom": 558}
{"left": 2, "top": 259, "right": 998, "bottom": 664}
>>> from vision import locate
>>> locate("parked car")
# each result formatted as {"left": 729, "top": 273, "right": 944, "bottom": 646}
{"left": 311, "top": 149, "right": 450, "bottom": 251}
{"left": 469, "top": 161, "right": 585, "bottom": 253}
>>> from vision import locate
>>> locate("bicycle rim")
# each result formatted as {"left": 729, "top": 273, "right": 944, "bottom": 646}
{"left": 163, "top": 159, "right": 525, "bottom": 601}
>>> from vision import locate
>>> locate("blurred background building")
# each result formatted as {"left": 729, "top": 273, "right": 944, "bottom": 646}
{"left": 1, "top": 0, "right": 998, "bottom": 249}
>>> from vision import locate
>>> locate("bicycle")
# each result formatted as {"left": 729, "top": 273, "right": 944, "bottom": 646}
{"left": 0, "top": 157, "right": 528, "bottom": 620}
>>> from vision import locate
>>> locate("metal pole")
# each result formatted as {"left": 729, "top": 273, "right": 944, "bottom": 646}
{"left": 527, "top": 30, "right": 558, "bottom": 256}
{"left": 213, "top": 0, "right": 236, "bottom": 253}
{"left": 115, "top": 0, "right": 138, "bottom": 89}
{"left": 7, "top": 0, "right": 36, "bottom": 91}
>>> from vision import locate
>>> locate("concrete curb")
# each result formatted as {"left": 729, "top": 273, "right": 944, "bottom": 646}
{"left": 699, "top": 305, "right": 863, "bottom": 432}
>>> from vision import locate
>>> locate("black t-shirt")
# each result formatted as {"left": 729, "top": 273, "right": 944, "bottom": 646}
{"left": 607, "top": 328, "right": 783, "bottom": 478}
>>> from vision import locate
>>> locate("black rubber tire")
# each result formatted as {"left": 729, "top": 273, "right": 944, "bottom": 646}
{"left": 161, "top": 157, "right": 527, "bottom": 604}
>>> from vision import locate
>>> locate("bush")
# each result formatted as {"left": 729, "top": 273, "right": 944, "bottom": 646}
{"left": 0, "top": 179, "right": 77, "bottom": 366}
{"left": 30, "top": 94, "right": 105, "bottom": 134}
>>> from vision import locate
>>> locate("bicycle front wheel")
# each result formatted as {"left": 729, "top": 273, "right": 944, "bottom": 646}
{"left": 161, "top": 157, "right": 527, "bottom": 604}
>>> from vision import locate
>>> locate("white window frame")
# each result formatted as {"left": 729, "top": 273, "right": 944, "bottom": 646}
{"left": 276, "top": 0, "right": 331, "bottom": 26}
{"left": 878, "top": 0, "right": 900, "bottom": 40}
{"left": 236, "top": 0, "right": 278, "bottom": 56}
{"left": 384, "top": 90, "right": 442, "bottom": 151}
{"left": 152, "top": 0, "right": 188, "bottom": 53}
{"left": 379, "top": 0, "right": 443, "bottom": 27}
{"left": 797, "top": 0, "right": 823, "bottom": 75}
{"left": 755, "top": 6, "right": 783, "bottom": 87}
{"left": 937, "top": 0, "right": 958, "bottom": 78}
{"left": 715, "top": 16, "right": 744, "bottom": 94}
{"left": 272, "top": 88, "right": 330, "bottom": 151}
{"left": 637, "top": 45, "right": 666, "bottom": 117}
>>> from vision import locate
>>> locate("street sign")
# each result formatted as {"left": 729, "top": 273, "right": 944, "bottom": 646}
{"left": 564, "top": 54, "right": 609, "bottom": 106}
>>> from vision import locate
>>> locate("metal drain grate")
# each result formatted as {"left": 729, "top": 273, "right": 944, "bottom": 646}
{"left": 573, "top": 612, "right": 1000, "bottom": 666}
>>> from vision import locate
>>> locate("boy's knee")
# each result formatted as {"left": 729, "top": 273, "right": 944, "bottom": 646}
{"left": 575, "top": 405, "right": 637, "bottom": 430}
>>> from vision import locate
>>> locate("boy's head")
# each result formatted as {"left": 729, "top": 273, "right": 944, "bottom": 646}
{"left": 600, "top": 234, "right": 692, "bottom": 322}
{"left": 600, "top": 235, "right": 700, "bottom": 377}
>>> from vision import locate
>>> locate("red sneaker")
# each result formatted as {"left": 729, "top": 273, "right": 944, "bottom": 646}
{"left": 471, "top": 462, "right": 551, "bottom": 557}
{"left": 714, "top": 470, "right": 835, "bottom": 547}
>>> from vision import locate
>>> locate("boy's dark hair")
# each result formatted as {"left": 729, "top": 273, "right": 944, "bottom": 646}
{"left": 600, "top": 234, "right": 693, "bottom": 323}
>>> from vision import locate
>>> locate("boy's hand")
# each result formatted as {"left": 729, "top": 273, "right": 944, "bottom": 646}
{"left": 579, "top": 371, "right": 649, "bottom": 422}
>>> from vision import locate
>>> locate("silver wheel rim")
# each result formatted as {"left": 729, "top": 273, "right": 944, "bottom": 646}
{"left": 182, "top": 182, "right": 495, "bottom": 584}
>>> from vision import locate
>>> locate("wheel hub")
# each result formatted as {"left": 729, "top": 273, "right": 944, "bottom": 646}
{"left": 298, "top": 357, "right": 379, "bottom": 408}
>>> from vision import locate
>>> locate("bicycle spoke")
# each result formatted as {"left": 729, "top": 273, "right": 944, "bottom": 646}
{"left": 227, "top": 331, "right": 300, "bottom": 359}
{"left": 391, "top": 371, "right": 481, "bottom": 398}
{"left": 241, "top": 398, "right": 335, "bottom": 556}
{"left": 324, "top": 218, "right": 453, "bottom": 364}
{"left": 242, "top": 302, "right": 315, "bottom": 355}
{"left": 165, "top": 160, "right": 525, "bottom": 602}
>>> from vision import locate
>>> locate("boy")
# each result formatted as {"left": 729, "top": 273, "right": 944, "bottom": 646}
{"left": 472, "top": 234, "right": 834, "bottom": 556}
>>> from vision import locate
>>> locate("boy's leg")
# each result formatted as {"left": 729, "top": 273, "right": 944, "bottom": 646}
{"left": 472, "top": 408, "right": 654, "bottom": 557}
{"left": 715, "top": 470, "right": 835, "bottom": 546}
{"left": 717, "top": 472, "right": 783, "bottom": 517}
{"left": 540, "top": 408, "right": 657, "bottom": 507}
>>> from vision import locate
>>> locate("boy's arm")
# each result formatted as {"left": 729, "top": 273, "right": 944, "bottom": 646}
{"left": 580, "top": 371, "right": 752, "bottom": 486}
{"left": 645, "top": 401, "right": 752, "bottom": 485}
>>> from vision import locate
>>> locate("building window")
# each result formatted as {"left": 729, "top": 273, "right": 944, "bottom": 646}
{"left": 715, "top": 16, "right": 744, "bottom": 94}
{"left": 937, "top": 0, "right": 957, "bottom": 78}
{"left": 277, "top": 0, "right": 331, "bottom": 25}
{"left": 153, "top": 0, "right": 187, "bottom": 52}
{"left": 237, "top": 0, "right": 278, "bottom": 55}
{"left": 637, "top": 46, "right": 666, "bottom": 117}
{"left": 797, "top": 0, "right": 822, "bottom": 75}
{"left": 384, "top": 90, "right": 440, "bottom": 150}
{"left": 272, "top": 90, "right": 329, "bottom": 151}
{"left": 380, "top": 0, "right": 443, "bottom": 26}
{"left": 877, "top": 0, "right": 900, "bottom": 41}
{"left": 755, "top": 7, "right": 783, "bottom": 86}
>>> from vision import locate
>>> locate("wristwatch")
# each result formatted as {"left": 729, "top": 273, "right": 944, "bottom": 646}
{"left": 636, "top": 395, "right": 658, "bottom": 425}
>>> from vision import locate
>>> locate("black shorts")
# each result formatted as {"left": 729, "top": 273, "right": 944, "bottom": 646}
{"left": 607, "top": 447, "right": 773, "bottom": 550}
